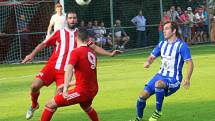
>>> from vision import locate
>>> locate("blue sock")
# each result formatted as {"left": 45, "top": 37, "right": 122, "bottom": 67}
{"left": 155, "top": 87, "right": 165, "bottom": 112}
{"left": 136, "top": 97, "right": 146, "bottom": 118}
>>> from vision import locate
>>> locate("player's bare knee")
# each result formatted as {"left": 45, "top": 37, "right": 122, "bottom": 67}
{"left": 31, "top": 78, "right": 44, "bottom": 92}
{"left": 155, "top": 80, "right": 166, "bottom": 88}
{"left": 45, "top": 99, "right": 57, "bottom": 109}
{"left": 139, "top": 90, "right": 150, "bottom": 100}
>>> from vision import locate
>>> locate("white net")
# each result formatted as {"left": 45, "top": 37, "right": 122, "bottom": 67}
{"left": 0, "top": 0, "right": 55, "bottom": 63}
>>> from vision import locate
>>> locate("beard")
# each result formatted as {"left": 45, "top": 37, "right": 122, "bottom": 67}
{"left": 67, "top": 23, "right": 77, "bottom": 29}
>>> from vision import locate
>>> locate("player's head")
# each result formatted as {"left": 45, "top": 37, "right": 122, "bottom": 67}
{"left": 77, "top": 28, "right": 89, "bottom": 43}
{"left": 66, "top": 11, "right": 78, "bottom": 30}
{"left": 163, "top": 21, "right": 179, "bottom": 40}
{"left": 55, "top": 3, "right": 62, "bottom": 14}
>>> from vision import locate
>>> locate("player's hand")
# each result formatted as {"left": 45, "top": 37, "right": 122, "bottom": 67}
{"left": 144, "top": 61, "right": 150, "bottom": 68}
{"left": 21, "top": 54, "right": 33, "bottom": 64}
{"left": 63, "top": 89, "right": 69, "bottom": 99}
{"left": 110, "top": 50, "right": 123, "bottom": 56}
{"left": 56, "top": 84, "right": 64, "bottom": 94}
{"left": 183, "top": 79, "right": 190, "bottom": 90}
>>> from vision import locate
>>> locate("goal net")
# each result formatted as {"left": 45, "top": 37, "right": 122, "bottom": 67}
{"left": 0, "top": 0, "right": 54, "bottom": 64}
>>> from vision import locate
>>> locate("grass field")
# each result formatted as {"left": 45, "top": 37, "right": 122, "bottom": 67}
{"left": 0, "top": 44, "right": 215, "bottom": 121}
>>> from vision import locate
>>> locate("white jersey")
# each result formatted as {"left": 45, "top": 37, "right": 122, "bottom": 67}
{"left": 50, "top": 13, "right": 66, "bottom": 31}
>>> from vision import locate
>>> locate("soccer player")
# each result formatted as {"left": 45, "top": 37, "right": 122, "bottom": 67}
{"left": 22, "top": 11, "right": 121, "bottom": 120}
{"left": 46, "top": 3, "right": 66, "bottom": 38}
{"left": 40, "top": 28, "right": 99, "bottom": 121}
{"left": 134, "top": 21, "right": 194, "bottom": 121}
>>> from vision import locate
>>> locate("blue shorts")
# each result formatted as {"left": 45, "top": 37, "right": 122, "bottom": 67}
{"left": 144, "top": 74, "right": 181, "bottom": 96}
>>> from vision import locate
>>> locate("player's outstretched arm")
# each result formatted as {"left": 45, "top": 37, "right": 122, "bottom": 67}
{"left": 89, "top": 44, "right": 122, "bottom": 57}
{"left": 144, "top": 55, "right": 156, "bottom": 68}
{"left": 21, "top": 42, "right": 46, "bottom": 64}
{"left": 63, "top": 64, "right": 74, "bottom": 99}
{"left": 183, "top": 60, "right": 194, "bottom": 90}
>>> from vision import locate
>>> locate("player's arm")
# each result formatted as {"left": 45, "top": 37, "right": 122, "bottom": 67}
{"left": 144, "top": 55, "right": 156, "bottom": 68}
{"left": 144, "top": 42, "right": 161, "bottom": 68}
{"left": 21, "top": 42, "right": 46, "bottom": 63}
{"left": 47, "top": 23, "right": 54, "bottom": 36}
{"left": 63, "top": 64, "right": 74, "bottom": 99}
{"left": 89, "top": 43, "right": 122, "bottom": 57}
{"left": 47, "top": 16, "right": 55, "bottom": 36}
{"left": 183, "top": 59, "right": 194, "bottom": 89}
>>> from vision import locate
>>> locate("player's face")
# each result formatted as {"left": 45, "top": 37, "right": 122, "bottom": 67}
{"left": 67, "top": 13, "right": 78, "bottom": 29}
{"left": 56, "top": 7, "right": 62, "bottom": 14}
{"left": 163, "top": 23, "right": 174, "bottom": 40}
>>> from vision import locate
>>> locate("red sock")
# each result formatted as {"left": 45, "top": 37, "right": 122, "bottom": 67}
{"left": 31, "top": 92, "right": 40, "bottom": 108}
{"left": 87, "top": 108, "right": 99, "bottom": 121}
{"left": 40, "top": 107, "right": 55, "bottom": 121}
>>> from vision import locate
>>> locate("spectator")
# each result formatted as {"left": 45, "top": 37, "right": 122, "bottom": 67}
{"left": 169, "top": 6, "right": 179, "bottom": 22}
{"left": 192, "top": 6, "right": 205, "bottom": 43}
{"left": 187, "top": 7, "right": 195, "bottom": 43}
{"left": 176, "top": 6, "right": 188, "bottom": 37}
{"left": 202, "top": 5, "right": 209, "bottom": 42}
{"left": 18, "top": 14, "right": 30, "bottom": 58}
{"left": 95, "top": 21, "right": 113, "bottom": 48}
{"left": 109, "top": 19, "right": 129, "bottom": 49}
{"left": 92, "top": 20, "right": 100, "bottom": 39}
{"left": 87, "top": 21, "right": 94, "bottom": 39}
{"left": 131, "top": 9, "right": 147, "bottom": 47}
{"left": 211, "top": 16, "right": 215, "bottom": 42}
{"left": 158, "top": 11, "right": 171, "bottom": 42}
{"left": 79, "top": 20, "right": 86, "bottom": 28}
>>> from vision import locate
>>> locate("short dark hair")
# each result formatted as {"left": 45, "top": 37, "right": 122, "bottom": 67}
{"left": 77, "top": 28, "right": 88, "bottom": 42}
{"left": 66, "top": 11, "right": 77, "bottom": 19}
{"left": 163, "top": 21, "right": 179, "bottom": 36}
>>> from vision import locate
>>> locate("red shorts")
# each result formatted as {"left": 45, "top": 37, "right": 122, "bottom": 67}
{"left": 36, "top": 64, "right": 64, "bottom": 86}
{"left": 54, "top": 89, "right": 94, "bottom": 109}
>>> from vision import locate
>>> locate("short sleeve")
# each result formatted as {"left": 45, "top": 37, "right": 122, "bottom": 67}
{"left": 49, "top": 15, "right": 55, "bottom": 25}
{"left": 69, "top": 49, "right": 79, "bottom": 66}
{"left": 43, "top": 30, "right": 60, "bottom": 46}
{"left": 151, "top": 41, "right": 162, "bottom": 57}
{"left": 180, "top": 43, "right": 192, "bottom": 61}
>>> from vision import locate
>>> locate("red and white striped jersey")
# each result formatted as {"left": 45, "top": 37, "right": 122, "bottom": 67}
{"left": 43, "top": 28, "right": 78, "bottom": 71}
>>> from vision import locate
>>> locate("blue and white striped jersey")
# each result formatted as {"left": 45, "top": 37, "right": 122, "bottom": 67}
{"left": 151, "top": 38, "right": 192, "bottom": 82}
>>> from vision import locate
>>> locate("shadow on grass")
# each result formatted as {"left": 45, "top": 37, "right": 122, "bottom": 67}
{"left": 1, "top": 100, "right": 215, "bottom": 121}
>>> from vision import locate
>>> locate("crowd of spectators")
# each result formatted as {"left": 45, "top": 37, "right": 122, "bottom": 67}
{"left": 159, "top": 0, "right": 215, "bottom": 45}
{"left": 79, "top": 19, "right": 130, "bottom": 50}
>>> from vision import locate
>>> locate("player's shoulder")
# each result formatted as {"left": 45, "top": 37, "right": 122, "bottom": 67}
{"left": 177, "top": 38, "right": 190, "bottom": 49}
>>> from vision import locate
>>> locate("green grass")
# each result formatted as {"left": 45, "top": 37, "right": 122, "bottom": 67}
{"left": 0, "top": 44, "right": 215, "bottom": 121}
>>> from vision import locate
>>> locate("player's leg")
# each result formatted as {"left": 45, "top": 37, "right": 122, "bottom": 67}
{"left": 26, "top": 78, "right": 44, "bottom": 120}
{"left": 40, "top": 98, "right": 57, "bottom": 121}
{"left": 26, "top": 65, "right": 55, "bottom": 120}
{"left": 135, "top": 74, "right": 162, "bottom": 120}
{"left": 135, "top": 90, "right": 150, "bottom": 121}
{"left": 80, "top": 101, "right": 99, "bottom": 121}
{"left": 149, "top": 76, "right": 180, "bottom": 121}
{"left": 154, "top": 80, "right": 167, "bottom": 113}
{"left": 148, "top": 80, "right": 167, "bottom": 121}
{"left": 30, "top": 78, "right": 44, "bottom": 108}
{"left": 55, "top": 70, "right": 65, "bottom": 94}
